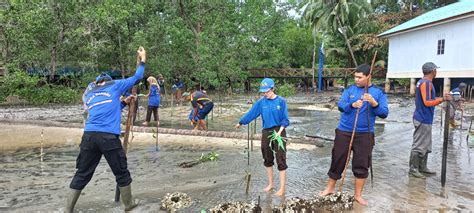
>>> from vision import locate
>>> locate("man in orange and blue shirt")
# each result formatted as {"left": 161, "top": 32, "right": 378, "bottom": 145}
{"left": 410, "top": 62, "right": 451, "bottom": 178}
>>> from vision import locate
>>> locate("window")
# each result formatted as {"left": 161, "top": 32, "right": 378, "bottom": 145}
{"left": 437, "top": 39, "right": 445, "bottom": 55}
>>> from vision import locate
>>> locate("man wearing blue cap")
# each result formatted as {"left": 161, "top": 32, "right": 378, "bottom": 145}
{"left": 235, "top": 78, "right": 290, "bottom": 197}
{"left": 66, "top": 47, "right": 146, "bottom": 212}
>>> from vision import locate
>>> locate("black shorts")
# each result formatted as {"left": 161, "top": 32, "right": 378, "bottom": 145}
{"left": 261, "top": 126, "right": 287, "bottom": 171}
{"left": 327, "top": 129, "right": 374, "bottom": 179}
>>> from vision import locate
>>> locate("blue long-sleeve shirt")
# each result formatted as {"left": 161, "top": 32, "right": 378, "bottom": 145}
{"left": 337, "top": 84, "right": 388, "bottom": 133}
{"left": 239, "top": 96, "right": 289, "bottom": 129}
{"left": 148, "top": 84, "right": 160, "bottom": 107}
{"left": 84, "top": 62, "right": 145, "bottom": 135}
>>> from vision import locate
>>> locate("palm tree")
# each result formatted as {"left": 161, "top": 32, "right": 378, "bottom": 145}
{"left": 304, "top": 0, "right": 372, "bottom": 67}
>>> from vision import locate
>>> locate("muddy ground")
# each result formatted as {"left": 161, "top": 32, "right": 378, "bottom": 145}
{"left": 0, "top": 92, "right": 473, "bottom": 212}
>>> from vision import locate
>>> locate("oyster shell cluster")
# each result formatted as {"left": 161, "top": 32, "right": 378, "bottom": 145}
{"left": 160, "top": 192, "right": 192, "bottom": 211}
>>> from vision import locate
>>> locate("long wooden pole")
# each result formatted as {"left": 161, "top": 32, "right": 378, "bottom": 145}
{"left": 366, "top": 51, "right": 378, "bottom": 186}
{"left": 441, "top": 100, "right": 450, "bottom": 187}
{"left": 115, "top": 86, "right": 138, "bottom": 202}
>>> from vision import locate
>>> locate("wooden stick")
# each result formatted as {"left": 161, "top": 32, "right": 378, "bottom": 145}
{"left": 115, "top": 86, "right": 138, "bottom": 202}
{"left": 156, "top": 120, "right": 159, "bottom": 151}
{"left": 338, "top": 108, "right": 361, "bottom": 192}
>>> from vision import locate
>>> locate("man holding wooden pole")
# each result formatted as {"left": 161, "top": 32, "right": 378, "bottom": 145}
{"left": 66, "top": 47, "right": 146, "bottom": 212}
{"left": 319, "top": 64, "right": 389, "bottom": 205}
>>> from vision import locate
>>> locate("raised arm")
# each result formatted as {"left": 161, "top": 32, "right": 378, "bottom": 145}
{"left": 115, "top": 47, "right": 146, "bottom": 93}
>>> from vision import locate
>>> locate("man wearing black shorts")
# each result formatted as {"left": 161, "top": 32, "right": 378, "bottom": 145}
{"left": 319, "top": 64, "right": 389, "bottom": 205}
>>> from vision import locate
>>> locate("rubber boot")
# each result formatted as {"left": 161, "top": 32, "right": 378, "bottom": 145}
{"left": 119, "top": 184, "right": 139, "bottom": 211}
{"left": 408, "top": 152, "right": 425, "bottom": 178}
{"left": 419, "top": 153, "right": 436, "bottom": 175}
{"left": 65, "top": 188, "right": 81, "bottom": 213}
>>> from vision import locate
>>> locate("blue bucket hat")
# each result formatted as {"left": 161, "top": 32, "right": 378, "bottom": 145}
{"left": 95, "top": 73, "right": 112, "bottom": 83}
{"left": 259, "top": 78, "right": 275, "bottom": 93}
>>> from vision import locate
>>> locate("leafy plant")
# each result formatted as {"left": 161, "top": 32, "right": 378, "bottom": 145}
{"left": 199, "top": 151, "right": 219, "bottom": 162}
{"left": 276, "top": 83, "right": 296, "bottom": 98}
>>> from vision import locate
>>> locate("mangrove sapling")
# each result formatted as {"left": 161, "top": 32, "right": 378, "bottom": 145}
{"left": 244, "top": 124, "right": 251, "bottom": 194}
{"left": 152, "top": 125, "right": 159, "bottom": 151}
{"left": 268, "top": 130, "right": 287, "bottom": 153}
{"left": 178, "top": 151, "right": 220, "bottom": 168}
{"left": 40, "top": 129, "right": 44, "bottom": 174}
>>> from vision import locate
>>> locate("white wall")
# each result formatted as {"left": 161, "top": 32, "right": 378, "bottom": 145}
{"left": 387, "top": 16, "right": 474, "bottom": 78}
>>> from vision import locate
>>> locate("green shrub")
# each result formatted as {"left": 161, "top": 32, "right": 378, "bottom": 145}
{"left": 277, "top": 83, "right": 296, "bottom": 98}
{"left": 0, "top": 70, "right": 79, "bottom": 104}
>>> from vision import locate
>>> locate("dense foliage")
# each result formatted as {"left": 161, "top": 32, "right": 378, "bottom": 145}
{"left": 0, "top": 0, "right": 457, "bottom": 103}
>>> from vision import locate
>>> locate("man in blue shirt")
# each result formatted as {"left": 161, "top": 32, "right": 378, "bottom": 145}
{"left": 66, "top": 47, "right": 146, "bottom": 212}
{"left": 235, "top": 78, "right": 290, "bottom": 197}
{"left": 183, "top": 90, "right": 214, "bottom": 131}
{"left": 319, "top": 64, "right": 389, "bottom": 205}
{"left": 172, "top": 77, "right": 184, "bottom": 104}
{"left": 410, "top": 62, "right": 451, "bottom": 179}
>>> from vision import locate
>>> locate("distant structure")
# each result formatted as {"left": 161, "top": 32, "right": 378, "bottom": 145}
{"left": 379, "top": 0, "right": 474, "bottom": 95}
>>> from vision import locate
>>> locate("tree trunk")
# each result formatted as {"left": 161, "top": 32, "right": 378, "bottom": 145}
{"left": 50, "top": 3, "right": 66, "bottom": 82}
{"left": 336, "top": 15, "right": 358, "bottom": 67}
{"left": 50, "top": 46, "right": 57, "bottom": 82}
{"left": 311, "top": 36, "right": 316, "bottom": 92}
{"left": 118, "top": 30, "right": 125, "bottom": 78}
{"left": 2, "top": 30, "right": 7, "bottom": 75}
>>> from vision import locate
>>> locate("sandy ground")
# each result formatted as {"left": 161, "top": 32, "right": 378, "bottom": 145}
{"left": 0, "top": 123, "right": 318, "bottom": 152}
{"left": 1, "top": 93, "right": 474, "bottom": 212}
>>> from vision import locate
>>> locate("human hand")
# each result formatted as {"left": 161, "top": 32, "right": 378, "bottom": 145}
{"left": 275, "top": 131, "right": 282, "bottom": 138}
{"left": 363, "top": 93, "right": 378, "bottom": 107}
{"left": 443, "top": 93, "right": 452, "bottom": 101}
{"left": 235, "top": 123, "right": 241, "bottom": 129}
{"left": 123, "top": 95, "right": 137, "bottom": 104}
{"left": 352, "top": 100, "right": 363, "bottom": 108}
{"left": 137, "top": 46, "right": 146, "bottom": 63}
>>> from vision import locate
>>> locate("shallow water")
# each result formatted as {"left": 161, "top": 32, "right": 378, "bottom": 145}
{"left": 0, "top": 94, "right": 473, "bottom": 212}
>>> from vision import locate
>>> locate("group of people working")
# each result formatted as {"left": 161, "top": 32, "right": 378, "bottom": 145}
{"left": 67, "top": 46, "right": 467, "bottom": 212}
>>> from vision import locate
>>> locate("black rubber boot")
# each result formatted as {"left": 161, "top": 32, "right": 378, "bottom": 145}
{"left": 119, "top": 184, "right": 139, "bottom": 211}
{"left": 419, "top": 153, "right": 436, "bottom": 175}
{"left": 65, "top": 188, "right": 81, "bottom": 213}
{"left": 409, "top": 152, "right": 425, "bottom": 179}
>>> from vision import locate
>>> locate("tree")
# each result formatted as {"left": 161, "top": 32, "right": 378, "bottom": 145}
{"left": 304, "top": 0, "right": 372, "bottom": 67}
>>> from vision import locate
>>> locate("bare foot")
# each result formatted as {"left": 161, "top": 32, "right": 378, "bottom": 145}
{"left": 318, "top": 189, "right": 335, "bottom": 196}
{"left": 354, "top": 196, "right": 368, "bottom": 205}
{"left": 263, "top": 184, "right": 274, "bottom": 192}
{"left": 274, "top": 189, "right": 285, "bottom": 197}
